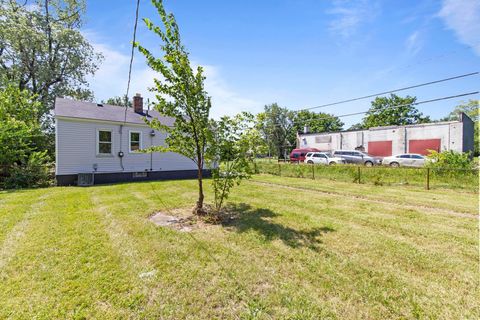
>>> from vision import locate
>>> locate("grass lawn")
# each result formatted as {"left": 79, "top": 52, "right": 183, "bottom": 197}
{"left": 0, "top": 175, "right": 478, "bottom": 319}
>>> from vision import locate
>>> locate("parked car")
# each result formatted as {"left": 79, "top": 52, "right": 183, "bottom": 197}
{"left": 289, "top": 148, "right": 320, "bottom": 162}
{"left": 304, "top": 152, "right": 346, "bottom": 165}
{"left": 332, "top": 150, "right": 382, "bottom": 166}
{"left": 382, "top": 154, "right": 426, "bottom": 167}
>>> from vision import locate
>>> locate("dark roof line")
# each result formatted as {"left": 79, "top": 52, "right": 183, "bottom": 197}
{"left": 54, "top": 97, "right": 174, "bottom": 127}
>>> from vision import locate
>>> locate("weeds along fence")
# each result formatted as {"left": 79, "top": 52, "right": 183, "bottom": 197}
{"left": 252, "top": 161, "right": 479, "bottom": 192}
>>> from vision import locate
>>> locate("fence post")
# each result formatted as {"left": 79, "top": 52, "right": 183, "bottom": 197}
{"left": 254, "top": 161, "right": 258, "bottom": 174}
{"left": 357, "top": 166, "right": 361, "bottom": 184}
{"left": 312, "top": 163, "right": 315, "bottom": 180}
{"left": 278, "top": 163, "right": 281, "bottom": 176}
{"left": 425, "top": 168, "right": 430, "bottom": 190}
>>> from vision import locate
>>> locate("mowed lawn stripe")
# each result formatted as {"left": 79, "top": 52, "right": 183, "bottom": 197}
{"left": 88, "top": 182, "right": 259, "bottom": 319}
{"left": 0, "top": 189, "right": 51, "bottom": 244}
{"left": 0, "top": 179, "right": 478, "bottom": 319}
{"left": 241, "top": 179, "right": 477, "bottom": 245}
{"left": 0, "top": 189, "right": 57, "bottom": 271}
{"left": 229, "top": 180, "right": 479, "bottom": 318}
{"left": 252, "top": 174, "right": 478, "bottom": 215}
{"left": 0, "top": 187, "right": 144, "bottom": 319}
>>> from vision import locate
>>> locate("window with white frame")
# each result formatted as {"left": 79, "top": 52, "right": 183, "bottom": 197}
{"left": 97, "top": 130, "right": 113, "bottom": 155}
{"left": 129, "top": 131, "right": 142, "bottom": 152}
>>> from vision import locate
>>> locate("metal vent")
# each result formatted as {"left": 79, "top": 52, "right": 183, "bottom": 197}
{"left": 133, "top": 172, "right": 148, "bottom": 178}
{"left": 78, "top": 173, "right": 94, "bottom": 186}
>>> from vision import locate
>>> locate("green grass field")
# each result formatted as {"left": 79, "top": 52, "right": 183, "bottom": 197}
{"left": 0, "top": 175, "right": 478, "bottom": 319}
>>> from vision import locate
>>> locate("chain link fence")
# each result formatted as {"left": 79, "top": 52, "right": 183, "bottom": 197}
{"left": 252, "top": 161, "right": 479, "bottom": 192}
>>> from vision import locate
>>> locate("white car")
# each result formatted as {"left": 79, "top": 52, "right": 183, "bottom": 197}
{"left": 304, "top": 152, "right": 346, "bottom": 165}
{"left": 382, "top": 154, "right": 426, "bottom": 167}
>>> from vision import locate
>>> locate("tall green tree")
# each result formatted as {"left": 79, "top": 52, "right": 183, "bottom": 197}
{"left": 442, "top": 100, "right": 479, "bottom": 155}
{"left": 136, "top": 0, "right": 214, "bottom": 215}
{"left": 102, "top": 95, "right": 132, "bottom": 108}
{"left": 291, "top": 110, "right": 343, "bottom": 137}
{"left": 256, "top": 103, "right": 295, "bottom": 158}
{"left": 256, "top": 106, "right": 344, "bottom": 157}
{"left": 0, "top": 0, "right": 102, "bottom": 123}
{"left": 361, "top": 94, "right": 430, "bottom": 129}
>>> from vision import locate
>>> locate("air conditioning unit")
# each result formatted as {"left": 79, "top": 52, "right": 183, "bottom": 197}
{"left": 77, "top": 173, "right": 94, "bottom": 186}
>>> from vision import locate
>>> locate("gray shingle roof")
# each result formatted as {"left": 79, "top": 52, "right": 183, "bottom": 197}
{"left": 54, "top": 97, "right": 174, "bottom": 126}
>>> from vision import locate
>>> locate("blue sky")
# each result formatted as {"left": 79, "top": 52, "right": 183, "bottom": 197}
{"left": 84, "top": 0, "right": 479, "bottom": 127}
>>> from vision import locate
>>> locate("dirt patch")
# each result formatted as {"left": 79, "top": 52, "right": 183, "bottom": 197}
{"left": 149, "top": 209, "right": 196, "bottom": 232}
{"left": 149, "top": 206, "right": 235, "bottom": 232}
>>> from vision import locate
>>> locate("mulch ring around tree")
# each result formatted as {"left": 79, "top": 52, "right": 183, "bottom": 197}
{"left": 149, "top": 205, "right": 237, "bottom": 232}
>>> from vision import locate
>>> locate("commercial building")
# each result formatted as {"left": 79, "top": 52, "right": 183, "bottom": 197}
{"left": 297, "top": 113, "right": 475, "bottom": 156}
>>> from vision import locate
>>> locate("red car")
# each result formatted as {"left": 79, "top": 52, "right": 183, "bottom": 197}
{"left": 289, "top": 148, "right": 320, "bottom": 162}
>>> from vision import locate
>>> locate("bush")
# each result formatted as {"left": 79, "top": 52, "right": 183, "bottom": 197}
{"left": 2, "top": 151, "right": 52, "bottom": 189}
{"left": 426, "top": 150, "right": 474, "bottom": 171}
{"left": 0, "top": 86, "right": 52, "bottom": 189}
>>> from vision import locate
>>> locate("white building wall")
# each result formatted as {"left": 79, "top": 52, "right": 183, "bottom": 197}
{"left": 56, "top": 117, "right": 196, "bottom": 175}
{"left": 298, "top": 121, "right": 466, "bottom": 155}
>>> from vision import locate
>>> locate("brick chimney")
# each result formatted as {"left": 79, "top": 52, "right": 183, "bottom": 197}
{"left": 133, "top": 93, "right": 143, "bottom": 114}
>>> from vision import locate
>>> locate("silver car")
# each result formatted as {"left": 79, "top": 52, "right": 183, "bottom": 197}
{"left": 332, "top": 150, "right": 382, "bottom": 166}
{"left": 382, "top": 154, "right": 426, "bottom": 167}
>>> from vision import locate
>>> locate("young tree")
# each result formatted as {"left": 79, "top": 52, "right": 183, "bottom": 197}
{"left": 361, "top": 94, "right": 430, "bottom": 129}
{"left": 211, "top": 113, "right": 260, "bottom": 212}
{"left": 136, "top": 0, "right": 214, "bottom": 215}
{"left": 0, "top": 0, "right": 102, "bottom": 123}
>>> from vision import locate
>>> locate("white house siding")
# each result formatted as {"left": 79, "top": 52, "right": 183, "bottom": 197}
{"left": 55, "top": 117, "right": 196, "bottom": 175}
{"left": 298, "top": 119, "right": 470, "bottom": 156}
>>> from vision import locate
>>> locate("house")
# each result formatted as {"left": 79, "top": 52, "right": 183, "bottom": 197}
{"left": 54, "top": 94, "right": 207, "bottom": 186}
{"left": 297, "top": 113, "right": 475, "bottom": 157}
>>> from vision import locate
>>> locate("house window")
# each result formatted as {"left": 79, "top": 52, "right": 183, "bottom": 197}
{"left": 97, "top": 130, "right": 113, "bottom": 155}
{"left": 129, "top": 131, "right": 142, "bottom": 152}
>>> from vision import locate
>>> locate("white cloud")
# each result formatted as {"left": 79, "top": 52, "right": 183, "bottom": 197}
{"left": 202, "top": 65, "right": 260, "bottom": 118}
{"left": 438, "top": 0, "right": 480, "bottom": 55}
{"left": 85, "top": 33, "right": 260, "bottom": 117}
{"left": 405, "top": 30, "right": 423, "bottom": 56}
{"left": 327, "top": 0, "right": 379, "bottom": 38}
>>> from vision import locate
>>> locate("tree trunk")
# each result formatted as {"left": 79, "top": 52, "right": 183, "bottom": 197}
{"left": 193, "top": 164, "right": 206, "bottom": 215}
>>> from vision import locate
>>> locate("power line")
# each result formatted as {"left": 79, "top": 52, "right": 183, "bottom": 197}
{"left": 299, "top": 91, "right": 479, "bottom": 126}
{"left": 123, "top": 0, "right": 141, "bottom": 122}
{"left": 299, "top": 71, "right": 479, "bottom": 111}
{"left": 258, "top": 91, "right": 479, "bottom": 131}
{"left": 119, "top": 0, "right": 141, "bottom": 171}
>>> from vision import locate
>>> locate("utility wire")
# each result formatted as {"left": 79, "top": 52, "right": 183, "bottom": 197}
{"left": 299, "top": 71, "right": 479, "bottom": 111}
{"left": 157, "top": 91, "right": 478, "bottom": 133}
{"left": 264, "top": 91, "right": 479, "bottom": 129}
{"left": 152, "top": 92, "right": 479, "bottom": 130}
{"left": 123, "top": 0, "right": 141, "bottom": 122}
{"left": 118, "top": 0, "right": 140, "bottom": 171}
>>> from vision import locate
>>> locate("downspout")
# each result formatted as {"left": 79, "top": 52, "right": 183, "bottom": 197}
{"left": 447, "top": 123, "right": 451, "bottom": 152}
{"left": 404, "top": 127, "right": 408, "bottom": 153}
{"left": 150, "top": 132, "right": 153, "bottom": 171}
{"left": 119, "top": 125, "right": 125, "bottom": 171}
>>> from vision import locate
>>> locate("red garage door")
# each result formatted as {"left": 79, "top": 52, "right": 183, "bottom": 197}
{"left": 368, "top": 141, "right": 392, "bottom": 156}
{"left": 408, "top": 139, "right": 441, "bottom": 155}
